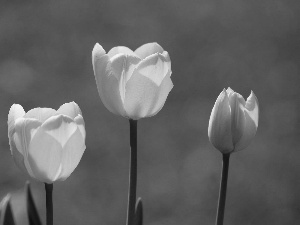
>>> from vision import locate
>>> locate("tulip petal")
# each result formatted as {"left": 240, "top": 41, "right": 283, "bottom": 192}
{"left": 245, "top": 91, "right": 259, "bottom": 127}
{"left": 14, "top": 118, "right": 42, "bottom": 178}
{"left": 28, "top": 129, "right": 63, "bottom": 183}
{"left": 110, "top": 54, "right": 141, "bottom": 81}
{"left": 134, "top": 43, "right": 164, "bottom": 59}
{"left": 124, "top": 53, "right": 171, "bottom": 119}
{"left": 148, "top": 71, "right": 173, "bottom": 116}
{"left": 57, "top": 127, "right": 86, "bottom": 181}
{"left": 228, "top": 92, "right": 246, "bottom": 146}
{"left": 57, "top": 102, "right": 82, "bottom": 119}
{"left": 226, "top": 87, "right": 234, "bottom": 97}
{"left": 41, "top": 115, "right": 78, "bottom": 148}
{"left": 14, "top": 118, "right": 42, "bottom": 155}
{"left": 110, "top": 54, "right": 141, "bottom": 103}
{"left": 208, "top": 90, "right": 234, "bottom": 153}
{"left": 28, "top": 115, "right": 80, "bottom": 183}
{"left": 11, "top": 133, "right": 27, "bottom": 174}
{"left": 24, "top": 108, "right": 56, "bottom": 123}
{"left": 107, "top": 46, "right": 137, "bottom": 58}
{"left": 92, "top": 43, "right": 106, "bottom": 73}
{"left": 74, "top": 114, "right": 86, "bottom": 140}
{"left": 8, "top": 104, "right": 25, "bottom": 151}
{"left": 92, "top": 43, "right": 121, "bottom": 114}
{"left": 234, "top": 91, "right": 259, "bottom": 151}
{"left": 132, "top": 53, "right": 169, "bottom": 86}
{"left": 93, "top": 52, "right": 127, "bottom": 116}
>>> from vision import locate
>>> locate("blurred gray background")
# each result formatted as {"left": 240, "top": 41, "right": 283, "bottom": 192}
{"left": 0, "top": 0, "right": 300, "bottom": 224}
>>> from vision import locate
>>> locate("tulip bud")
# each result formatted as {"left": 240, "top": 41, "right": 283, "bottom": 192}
{"left": 8, "top": 102, "right": 86, "bottom": 184}
{"left": 92, "top": 42, "right": 173, "bottom": 120}
{"left": 208, "top": 88, "right": 259, "bottom": 154}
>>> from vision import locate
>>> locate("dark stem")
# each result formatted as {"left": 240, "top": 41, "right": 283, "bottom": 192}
{"left": 127, "top": 119, "right": 138, "bottom": 225}
{"left": 45, "top": 183, "right": 53, "bottom": 225}
{"left": 215, "top": 153, "right": 230, "bottom": 225}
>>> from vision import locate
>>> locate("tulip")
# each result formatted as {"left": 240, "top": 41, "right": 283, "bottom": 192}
{"left": 208, "top": 88, "right": 259, "bottom": 225}
{"left": 208, "top": 88, "right": 259, "bottom": 154}
{"left": 92, "top": 42, "right": 173, "bottom": 120}
{"left": 8, "top": 102, "right": 86, "bottom": 184}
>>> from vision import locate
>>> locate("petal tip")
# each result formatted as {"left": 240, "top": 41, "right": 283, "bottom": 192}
{"left": 57, "top": 102, "right": 83, "bottom": 119}
{"left": 226, "top": 87, "right": 234, "bottom": 95}
{"left": 9, "top": 104, "right": 25, "bottom": 116}
{"left": 152, "top": 42, "right": 163, "bottom": 48}
{"left": 92, "top": 43, "right": 106, "bottom": 58}
{"left": 249, "top": 90, "right": 257, "bottom": 99}
{"left": 8, "top": 104, "right": 25, "bottom": 135}
{"left": 221, "top": 88, "right": 228, "bottom": 98}
{"left": 134, "top": 42, "right": 165, "bottom": 59}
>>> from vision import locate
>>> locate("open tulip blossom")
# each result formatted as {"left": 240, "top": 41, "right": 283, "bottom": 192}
{"left": 8, "top": 102, "right": 86, "bottom": 184}
{"left": 92, "top": 42, "right": 173, "bottom": 120}
{"left": 8, "top": 102, "right": 86, "bottom": 225}
{"left": 92, "top": 42, "right": 173, "bottom": 225}
{"left": 208, "top": 87, "right": 259, "bottom": 154}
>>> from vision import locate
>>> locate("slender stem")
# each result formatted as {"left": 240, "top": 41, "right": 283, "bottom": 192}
{"left": 215, "top": 153, "right": 230, "bottom": 225}
{"left": 127, "top": 119, "right": 138, "bottom": 225}
{"left": 45, "top": 183, "right": 53, "bottom": 225}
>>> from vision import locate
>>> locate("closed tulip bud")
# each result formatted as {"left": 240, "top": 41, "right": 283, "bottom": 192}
{"left": 208, "top": 88, "right": 259, "bottom": 154}
{"left": 8, "top": 102, "right": 86, "bottom": 184}
{"left": 92, "top": 42, "right": 173, "bottom": 120}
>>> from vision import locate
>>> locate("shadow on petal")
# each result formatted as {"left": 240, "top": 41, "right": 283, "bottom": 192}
{"left": 58, "top": 127, "right": 86, "bottom": 181}
{"left": 74, "top": 115, "right": 86, "bottom": 140}
{"left": 124, "top": 69, "right": 172, "bottom": 119}
{"left": 234, "top": 110, "right": 258, "bottom": 152}
{"left": 132, "top": 53, "right": 169, "bottom": 86}
{"left": 28, "top": 130, "right": 63, "bottom": 183}
{"left": 41, "top": 115, "right": 77, "bottom": 147}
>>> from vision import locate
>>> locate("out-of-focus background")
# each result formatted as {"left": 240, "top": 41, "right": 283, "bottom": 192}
{"left": 0, "top": 0, "right": 300, "bottom": 224}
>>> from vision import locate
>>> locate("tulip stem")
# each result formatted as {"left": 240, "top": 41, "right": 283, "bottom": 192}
{"left": 215, "top": 153, "right": 230, "bottom": 225}
{"left": 127, "top": 119, "right": 138, "bottom": 225}
{"left": 45, "top": 183, "right": 53, "bottom": 225}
